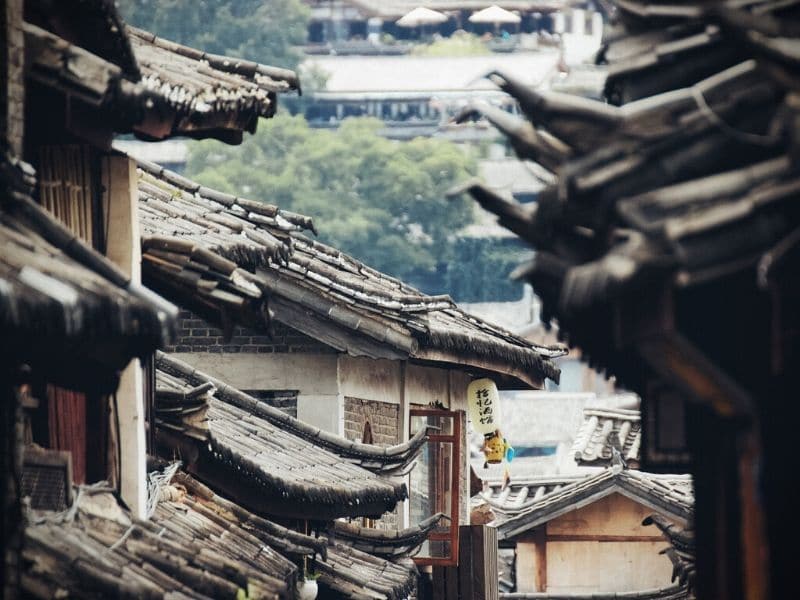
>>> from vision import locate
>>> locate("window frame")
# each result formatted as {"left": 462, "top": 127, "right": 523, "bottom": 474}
{"left": 409, "top": 406, "right": 461, "bottom": 567}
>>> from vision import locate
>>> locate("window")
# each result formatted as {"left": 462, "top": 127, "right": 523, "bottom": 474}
{"left": 409, "top": 407, "right": 461, "bottom": 566}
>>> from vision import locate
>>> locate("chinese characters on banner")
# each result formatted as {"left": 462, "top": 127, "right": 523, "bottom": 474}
{"left": 467, "top": 379, "right": 514, "bottom": 476}
{"left": 467, "top": 378, "right": 501, "bottom": 435}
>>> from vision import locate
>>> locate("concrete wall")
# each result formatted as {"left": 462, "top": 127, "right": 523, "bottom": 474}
{"left": 515, "top": 493, "right": 676, "bottom": 593}
{"left": 175, "top": 351, "right": 339, "bottom": 394}
{"left": 339, "top": 356, "right": 401, "bottom": 405}
{"left": 173, "top": 351, "right": 344, "bottom": 435}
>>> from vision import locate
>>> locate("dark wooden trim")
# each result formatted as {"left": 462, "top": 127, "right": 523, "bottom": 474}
{"left": 545, "top": 534, "right": 668, "bottom": 542}
{"left": 472, "top": 524, "right": 486, "bottom": 600}
{"left": 410, "top": 407, "right": 457, "bottom": 417}
{"left": 427, "top": 434, "right": 458, "bottom": 442}
{"left": 534, "top": 526, "right": 546, "bottom": 592}
{"left": 457, "top": 527, "right": 472, "bottom": 599}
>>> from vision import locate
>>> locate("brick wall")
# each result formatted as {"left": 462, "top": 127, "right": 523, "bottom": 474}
{"left": 242, "top": 390, "right": 298, "bottom": 418}
{"left": 343, "top": 397, "right": 400, "bottom": 530}
{"left": 2, "top": 0, "right": 25, "bottom": 156}
{"left": 344, "top": 397, "right": 400, "bottom": 446}
{"left": 165, "top": 310, "right": 338, "bottom": 355}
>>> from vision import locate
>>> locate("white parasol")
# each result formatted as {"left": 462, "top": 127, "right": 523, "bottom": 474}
{"left": 396, "top": 6, "right": 449, "bottom": 27}
{"left": 468, "top": 5, "right": 522, "bottom": 25}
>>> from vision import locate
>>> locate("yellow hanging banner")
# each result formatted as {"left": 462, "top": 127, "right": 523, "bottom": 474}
{"left": 467, "top": 378, "right": 501, "bottom": 435}
{"left": 468, "top": 378, "right": 515, "bottom": 475}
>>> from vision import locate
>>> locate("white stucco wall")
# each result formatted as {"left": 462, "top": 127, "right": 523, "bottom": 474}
{"left": 175, "top": 350, "right": 476, "bottom": 529}
{"left": 339, "top": 356, "right": 401, "bottom": 405}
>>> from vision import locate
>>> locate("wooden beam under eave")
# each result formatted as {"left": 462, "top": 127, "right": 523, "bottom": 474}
{"left": 412, "top": 348, "right": 545, "bottom": 391}
{"left": 65, "top": 99, "right": 114, "bottom": 149}
{"left": 612, "top": 284, "right": 754, "bottom": 417}
{"left": 22, "top": 23, "right": 119, "bottom": 107}
{"left": 132, "top": 109, "right": 178, "bottom": 141}
{"left": 638, "top": 334, "right": 754, "bottom": 418}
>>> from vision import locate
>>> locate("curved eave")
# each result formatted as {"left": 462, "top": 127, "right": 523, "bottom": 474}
{"left": 156, "top": 352, "right": 426, "bottom": 476}
{"left": 412, "top": 348, "right": 547, "bottom": 390}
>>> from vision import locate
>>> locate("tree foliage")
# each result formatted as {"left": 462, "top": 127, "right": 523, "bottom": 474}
{"left": 186, "top": 115, "right": 478, "bottom": 286}
{"left": 116, "top": 0, "right": 310, "bottom": 70}
{"left": 412, "top": 32, "right": 490, "bottom": 57}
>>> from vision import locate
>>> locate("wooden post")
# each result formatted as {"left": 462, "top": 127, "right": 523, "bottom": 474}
{"left": 533, "top": 527, "right": 547, "bottom": 591}
{"left": 434, "top": 525, "right": 498, "bottom": 600}
{"left": 739, "top": 427, "right": 769, "bottom": 600}
{"left": 398, "top": 362, "right": 409, "bottom": 528}
{"left": 102, "top": 154, "right": 147, "bottom": 519}
{"left": 457, "top": 527, "right": 472, "bottom": 599}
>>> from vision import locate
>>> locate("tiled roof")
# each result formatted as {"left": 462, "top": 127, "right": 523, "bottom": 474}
{"left": 643, "top": 513, "right": 696, "bottom": 593}
{"left": 155, "top": 352, "right": 412, "bottom": 519}
{"left": 126, "top": 27, "right": 299, "bottom": 142}
{"left": 22, "top": 470, "right": 418, "bottom": 600}
{"left": 329, "top": 512, "right": 447, "bottom": 558}
{"left": 174, "top": 472, "right": 419, "bottom": 600}
{"left": 317, "top": 544, "right": 417, "bottom": 600}
{"left": 23, "top": 481, "right": 310, "bottom": 598}
{"left": 485, "top": 467, "right": 694, "bottom": 540}
{"left": 450, "top": 0, "right": 800, "bottom": 397}
{"left": 178, "top": 471, "right": 419, "bottom": 600}
{"left": 22, "top": 22, "right": 141, "bottom": 112}
{"left": 480, "top": 473, "right": 596, "bottom": 513}
{"left": 23, "top": 5, "right": 298, "bottom": 143}
{"left": 572, "top": 406, "right": 642, "bottom": 467}
{"left": 137, "top": 161, "right": 566, "bottom": 389}
{"left": 0, "top": 153, "right": 175, "bottom": 388}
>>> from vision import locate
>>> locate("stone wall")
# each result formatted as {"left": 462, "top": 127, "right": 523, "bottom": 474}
{"left": 2, "top": 0, "right": 25, "bottom": 156}
{"left": 166, "top": 310, "right": 337, "bottom": 355}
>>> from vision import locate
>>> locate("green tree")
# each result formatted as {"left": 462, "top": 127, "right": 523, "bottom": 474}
{"left": 116, "top": 0, "right": 310, "bottom": 71}
{"left": 186, "top": 115, "right": 477, "bottom": 285}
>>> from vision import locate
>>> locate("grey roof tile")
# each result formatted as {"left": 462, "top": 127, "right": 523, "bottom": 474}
{"left": 137, "top": 161, "right": 565, "bottom": 388}
{"left": 572, "top": 406, "right": 642, "bottom": 467}
{"left": 155, "top": 352, "right": 410, "bottom": 519}
{"left": 482, "top": 467, "right": 693, "bottom": 540}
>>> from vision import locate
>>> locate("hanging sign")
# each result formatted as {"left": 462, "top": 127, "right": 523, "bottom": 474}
{"left": 467, "top": 378, "right": 501, "bottom": 434}
{"left": 467, "top": 378, "right": 514, "bottom": 470}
